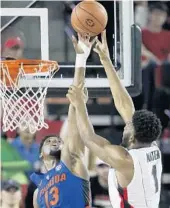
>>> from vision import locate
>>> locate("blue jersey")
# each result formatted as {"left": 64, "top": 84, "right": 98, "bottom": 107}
{"left": 30, "top": 161, "right": 91, "bottom": 208}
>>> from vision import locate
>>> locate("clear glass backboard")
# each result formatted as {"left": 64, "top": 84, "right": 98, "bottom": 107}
{"left": 1, "top": 1, "right": 141, "bottom": 97}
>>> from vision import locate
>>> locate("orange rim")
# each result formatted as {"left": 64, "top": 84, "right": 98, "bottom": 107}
{"left": 1, "top": 59, "right": 59, "bottom": 87}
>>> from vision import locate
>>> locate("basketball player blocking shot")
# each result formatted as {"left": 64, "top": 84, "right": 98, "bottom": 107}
{"left": 31, "top": 34, "right": 95, "bottom": 208}
{"left": 67, "top": 30, "right": 163, "bottom": 208}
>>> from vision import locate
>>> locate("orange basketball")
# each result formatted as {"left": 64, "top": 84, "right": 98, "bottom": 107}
{"left": 71, "top": 1, "right": 108, "bottom": 37}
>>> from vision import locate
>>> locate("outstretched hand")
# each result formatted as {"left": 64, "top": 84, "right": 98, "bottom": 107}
{"left": 66, "top": 82, "right": 88, "bottom": 107}
{"left": 72, "top": 33, "right": 96, "bottom": 59}
{"left": 93, "top": 30, "right": 110, "bottom": 61}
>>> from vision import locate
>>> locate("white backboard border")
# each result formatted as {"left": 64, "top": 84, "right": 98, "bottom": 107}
{"left": 1, "top": 8, "right": 49, "bottom": 60}
{"left": 1, "top": 2, "right": 135, "bottom": 90}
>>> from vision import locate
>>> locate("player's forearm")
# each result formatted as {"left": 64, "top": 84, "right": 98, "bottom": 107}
{"left": 74, "top": 110, "right": 130, "bottom": 169}
{"left": 61, "top": 65, "right": 86, "bottom": 140}
{"left": 68, "top": 64, "right": 86, "bottom": 121}
{"left": 73, "top": 67, "right": 86, "bottom": 86}
{"left": 75, "top": 103, "right": 109, "bottom": 146}
{"left": 73, "top": 50, "right": 87, "bottom": 86}
{"left": 75, "top": 103, "right": 112, "bottom": 164}
{"left": 101, "top": 56, "right": 135, "bottom": 122}
{"left": 76, "top": 102, "right": 94, "bottom": 137}
{"left": 67, "top": 67, "right": 86, "bottom": 127}
{"left": 64, "top": 64, "right": 87, "bottom": 151}
{"left": 62, "top": 100, "right": 85, "bottom": 154}
{"left": 67, "top": 66, "right": 86, "bottom": 126}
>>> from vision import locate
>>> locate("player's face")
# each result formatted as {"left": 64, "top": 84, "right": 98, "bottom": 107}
{"left": 41, "top": 137, "right": 63, "bottom": 158}
{"left": 149, "top": 9, "right": 167, "bottom": 27}
{"left": 1, "top": 188, "right": 21, "bottom": 206}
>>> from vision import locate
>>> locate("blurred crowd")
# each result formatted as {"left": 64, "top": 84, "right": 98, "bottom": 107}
{"left": 136, "top": 3, "right": 170, "bottom": 206}
{"left": 1, "top": 1, "right": 170, "bottom": 208}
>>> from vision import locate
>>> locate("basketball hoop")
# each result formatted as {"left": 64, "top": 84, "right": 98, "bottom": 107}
{"left": 0, "top": 59, "right": 59, "bottom": 134}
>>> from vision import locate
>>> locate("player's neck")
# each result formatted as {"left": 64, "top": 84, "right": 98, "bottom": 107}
{"left": 147, "top": 23, "right": 162, "bottom": 33}
{"left": 43, "top": 158, "right": 58, "bottom": 171}
{"left": 130, "top": 142, "right": 151, "bottom": 150}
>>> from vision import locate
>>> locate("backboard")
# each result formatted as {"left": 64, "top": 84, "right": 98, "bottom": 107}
{"left": 1, "top": 1, "right": 141, "bottom": 97}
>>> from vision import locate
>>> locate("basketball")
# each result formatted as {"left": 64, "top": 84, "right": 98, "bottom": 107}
{"left": 71, "top": 1, "right": 108, "bottom": 37}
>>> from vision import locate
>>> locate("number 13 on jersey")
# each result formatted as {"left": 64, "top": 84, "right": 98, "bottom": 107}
{"left": 45, "top": 187, "right": 59, "bottom": 207}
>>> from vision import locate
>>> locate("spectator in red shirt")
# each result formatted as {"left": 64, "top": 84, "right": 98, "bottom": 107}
{"left": 141, "top": 3, "right": 170, "bottom": 110}
{"left": 142, "top": 3, "right": 170, "bottom": 64}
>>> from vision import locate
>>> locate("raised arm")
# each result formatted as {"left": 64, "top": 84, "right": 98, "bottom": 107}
{"left": 66, "top": 31, "right": 135, "bottom": 172}
{"left": 93, "top": 30, "right": 135, "bottom": 123}
{"left": 61, "top": 34, "right": 94, "bottom": 179}
{"left": 66, "top": 85, "right": 133, "bottom": 172}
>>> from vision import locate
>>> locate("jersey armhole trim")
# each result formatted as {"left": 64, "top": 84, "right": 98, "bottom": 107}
{"left": 124, "top": 151, "right": 136, "bottom": 188}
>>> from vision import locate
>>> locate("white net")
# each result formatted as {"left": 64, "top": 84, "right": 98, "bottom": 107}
{"left": 0, "top": 61, "right": 57, "bottom": 134}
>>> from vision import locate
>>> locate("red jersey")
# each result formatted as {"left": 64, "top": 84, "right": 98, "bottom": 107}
{"left": 142, "top": 29, "right": 170, "bottom": 61}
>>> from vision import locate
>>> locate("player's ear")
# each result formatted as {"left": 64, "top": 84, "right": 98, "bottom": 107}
{"left": 129, "top": 135, "right": 135, "bottom": 144}
{"left": 127, "top": 130, "right": 134, "bottom": 143}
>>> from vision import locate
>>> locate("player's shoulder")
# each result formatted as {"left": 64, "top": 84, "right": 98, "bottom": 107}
{"left": 33, "top": 189, "right": 38, "bottom": 202}
{"left": 106, "top": 145, "right": 133, "bottom": 171}
{"left": 54, "top": 160, "right": 74, "bottom": 175}
{"left": 34, "top": 188, "right": 38, "bottom": 196}
{"left": 60, "top": 160, "right": 89, "bottom": 181}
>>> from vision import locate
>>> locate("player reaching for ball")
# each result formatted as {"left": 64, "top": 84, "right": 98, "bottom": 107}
{"left": 67, "top": 30, "right": 162, "bottom": 208}
{"left": 31, "top": 34, "right": 95, "bottom": 208}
